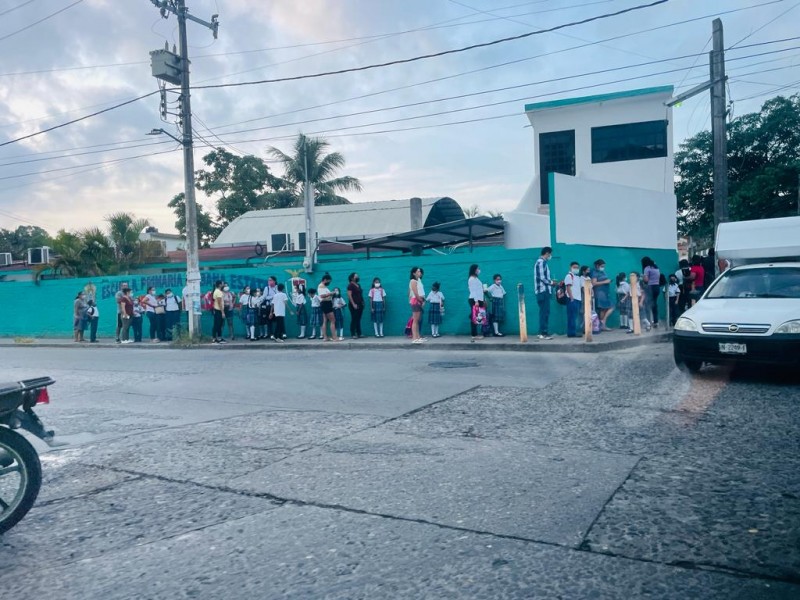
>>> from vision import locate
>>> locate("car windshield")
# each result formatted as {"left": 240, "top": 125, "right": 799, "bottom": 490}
{"left": 705, "top": 267, "right": 800, "bottom": 299}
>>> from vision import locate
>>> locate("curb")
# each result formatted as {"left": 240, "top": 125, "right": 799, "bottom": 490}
{"left": 1, "top": 333, "right": 672, "bottom": 354}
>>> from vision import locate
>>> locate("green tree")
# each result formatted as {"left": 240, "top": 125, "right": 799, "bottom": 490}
{"left": 0, "top": 225, "right": 53, "bottom": 259}
{"left": 168, "top": 193, "right": 221, "bottom": 248}
{"left": 676, "top": 94, "right": 800, "bottom": 241}
{"left": 195, "top": 148, "right": 285, "bottom": 227}
{"left": 105, "top": 212, "right": 156, "bottom": 271}
{"left": 267, "top": 133, "right": 362, "bottom": 207}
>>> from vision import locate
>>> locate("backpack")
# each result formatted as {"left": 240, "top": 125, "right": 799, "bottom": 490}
{"left": 404, "top": 317, "right": 414, "bottom": 337}
{"left": 591, "top": 312, "right": 601, "bottom": 334}
{"left": 555, "top": 281, "right": 569, "bottom": 305}
{"left": 201, "top": 291, "right": 214, "bottom": 311}
{"left": 471, "top": 304, "right": 488, "bottom": 325}
{"left": 658, "top": 273, "right": 667, "bottom": 286}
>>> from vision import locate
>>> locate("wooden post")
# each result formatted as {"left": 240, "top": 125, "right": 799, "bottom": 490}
{"left": 630, "top": 273, "right": 641, "bottom": 335}
{"left": 583, "top": 278, "right": 593, "bottom": 342}
{"left": 517, "top": 283, "right": 528, "bottom": 343}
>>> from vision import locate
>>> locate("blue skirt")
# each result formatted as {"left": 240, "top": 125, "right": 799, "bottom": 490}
{"left": 334, "top": 307, "right": 345, "bottom": 329}
{"left": 490, "top": 297, "right": 505, "bottom": 323}
{"left": 310, "top": 306, "right": 322, "bottom": 327}
{"left": 241, "top": 306, "right": 255, "bottom": 326}
{"left": 371, "top": 301, "right": 385, "bottom": 324}
{"left": 296, "top": 304, "right": 308, "bottom": 326}
{"left": 428, "top": 302, "right": 442, "bottom": 325}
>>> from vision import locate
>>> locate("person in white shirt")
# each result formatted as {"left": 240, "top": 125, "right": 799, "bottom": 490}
{"left": 408, "top": 266, "right": 426, "bottom": 344}
{"left": 426, "top": 282, "right": 445, "bottom": 338}
{"left": 144, "top": 287, "right": 159, "bottom": 342}
{"left": 487, "top": 274, "right": 507, "bottom": 337}
{"left": 564, "top": 262, "right": 582, "bottom": 338}
{"left": 667, "top": 274, "right": 680, "bottom": 327}
{"left": 308, "top": 288, "right": 321, "bottom": 340}
{"left": 164, "top": 288, "right": 182, "bottom": 341}
{"left": 333, "top": 288, "right": 347, "bottom": 340}
{"left": 368, "top": 277, "right": 387, "bottom": 337}
{"left": 86, "top": 300, "right": 100, "bottom": 343}
{"left": 293, "top": 284, "right": 308, "bottom": 339}
{"left": 467, "top": 264, "right": 485, "bottom": 341}
{"left": 239, "top": 286, "right": 257, "bottom": 341}
{"left": 269, "top": 283, "right": 289, "bottom": 341}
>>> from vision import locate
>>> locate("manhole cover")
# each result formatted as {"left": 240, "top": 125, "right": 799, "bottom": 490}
{"left": 428, "top": 361, "right": 479, "bottom": 369}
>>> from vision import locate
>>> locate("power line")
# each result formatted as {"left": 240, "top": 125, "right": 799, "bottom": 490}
{"left": 0, "top": 1, "right": 35, "bottom": 18}
{"left": 0, "top": 139, "right": 174, "bottom": 168}
{"left": 192, "top": 0, "right": 671, "bottom": 91}
{"left": 207, "top": 8, "right": 797, "bottom": 132}
{"left": 0, "top": 0, "right": 83, "bottom": 44}
{"left": 0, "top": 90, "right": 159, "bottom": 149}
{"left": 735, "top": 79, "right": 800, "bottom": 101}
{"left": 729, "top": 0, "right": 800, "bottom": 49}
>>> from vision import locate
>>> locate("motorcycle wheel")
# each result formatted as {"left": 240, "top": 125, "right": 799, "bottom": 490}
{"left": 0, "top": 426, "right": 42, "bottom": 535}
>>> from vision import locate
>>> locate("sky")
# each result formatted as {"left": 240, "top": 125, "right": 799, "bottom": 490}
{"left": 0, "top": 0, "right": 797, "bottom": 237}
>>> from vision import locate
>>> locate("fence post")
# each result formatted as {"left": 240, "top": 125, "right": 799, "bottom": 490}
{"left": 630, "top": 273, "right": 641, "bottom": 335}
{"left": 517, "top": 283, "right": 528, "bottom": 343}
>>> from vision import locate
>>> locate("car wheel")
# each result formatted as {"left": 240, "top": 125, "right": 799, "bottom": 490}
{"left": 674, "top": 351, "right": 703, "bottom": 373}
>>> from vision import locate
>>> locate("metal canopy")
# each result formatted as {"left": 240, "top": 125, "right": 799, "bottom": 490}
{"left": 352, "top": 216, "right": 505, "bottom": 254}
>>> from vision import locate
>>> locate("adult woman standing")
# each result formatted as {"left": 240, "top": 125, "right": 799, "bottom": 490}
{"left": 346, "top": 272, "right": 365, "bottom": 339}
{"left": 642, "top": 257, "right": 662, "bottom": 329}
{"left": 119, "top": 288, "right": 134, "bottom": 344}
{"left": 144, "top": 286, "right": 159, "bottom": 342}
{"left": 408, "top": 266, "right": 426, "bottom": 344}
{"left": 591, "top": 259, "right": 615, "bottom": 331}
{"left": 467, "top": 264, "right": 485, "bottom": 341}
{"left": 317, "top": 273, "right": 337, "bottom": 342}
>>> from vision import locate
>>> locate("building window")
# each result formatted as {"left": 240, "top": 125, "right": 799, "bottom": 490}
{"left": 539, "top": 130, "right": 575, "bottom": 205}
{"left": 271, "top": 233, "right": 289, "bottom": 251}
{"left": 591, "top": 120, "right": 668, "bottom": 164}
{"left": 298, "top": 232, "right": 306, "bottom": 251}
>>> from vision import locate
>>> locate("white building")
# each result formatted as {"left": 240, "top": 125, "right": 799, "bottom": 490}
{"left": 505, "top": 86, "right": 677, "bottom": 251}
{"left": 211, "top": 197, "right": 465, "bottom": 251}
{"left": 140, "top": 228, "right": 186, "bottom": 252}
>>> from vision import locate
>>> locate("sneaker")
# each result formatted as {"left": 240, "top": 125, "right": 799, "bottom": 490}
{"left": 281, "top": 334, "right": 287, "bottom": 339}
{"left": 496, "top": 332, "right": 504, "bottom": 337}
{"left": 270, "top": 335, "right": 276, "bottom": 340}
{"left": 121, "top": 340, "right": 132, "bottom": 344}
{"left": 219, "top": 339, "right": 228, "bottom": 344}
{"left": 115, "top": 339, "right": 121, "bottom": 344}
{"left": 412, "top": 338, "right": 424, "bottom": 344}
{"left": 309, "top": 335, "right": 316, "bottom": 340}
{"left": 626, "top": 329, "right": 634, "bottom": 334}
{"left": 297, "top": 335, "right": 305, "bottom": 339}
{"left": 338, "top": 337, "right": 344, "bottom": 341}
{"left": 276, "top": 338, "right": 285, "bottom": 343}
{"left": 538, "top": 334, "right": 553, "bottom": 340}
{"left": 249, "top": 337, "right": 257, "bottom": 341}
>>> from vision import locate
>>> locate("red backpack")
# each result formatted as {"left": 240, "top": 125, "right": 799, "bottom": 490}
{"left": 201, "top": 290, "right": 214, "bottom": 311}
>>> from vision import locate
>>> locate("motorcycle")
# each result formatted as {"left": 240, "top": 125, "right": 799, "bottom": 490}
{"left": 0, "top": 377, "right": 57, "bottom": 535}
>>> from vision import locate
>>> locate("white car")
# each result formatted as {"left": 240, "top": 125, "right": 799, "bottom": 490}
{"left": 673, "top": 262, "right": 800, "bottom": 372}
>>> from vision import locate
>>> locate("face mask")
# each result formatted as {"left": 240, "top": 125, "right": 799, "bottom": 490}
{"left": 374, "top": 283, "right": 381, "bottom": 288}
{"left": 496, "top": 280, "right": 501, "bottom": 285}
{"left": 571, "top": 268, "right": 579, "bottom": 275}
{"left": 166, "top": 293, "right": 172, "bottom": 297}
{"left": 269, "top": 282, "right": 275, "bottom": 287}
{"left": 476, "top": 270, "right": 481, "bottom": 276}
{"left": 355, "top": 277, "right": 360, "bottom": 283}
{"left": 245, "top": 289, "right": 250, "bottom": 294}
{"left": 598, "top": 267, "right": 605, "bottom": 272}
{"left": 223, "top": 286, "right": 229, "bottom": 292}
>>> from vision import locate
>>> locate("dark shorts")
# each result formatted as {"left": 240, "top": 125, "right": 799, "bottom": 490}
{"left": 411, "top": 302, "right": 423, "bottom": 313}
{"left": 320, "top": 300, "right": 334, "bottom": 314}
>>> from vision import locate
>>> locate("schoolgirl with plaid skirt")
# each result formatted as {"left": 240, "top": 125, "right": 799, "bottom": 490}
{"left": 487, "top": 275, "right": 506, "bottom": 336}
{"left": 369, "top": 278, "right": 387, "bottom": 337}
{"left": 426, "top": 282, "right": 444, "bottom": 337}
{"left": 616, "top": 273, "right": 631, "bottom": 330}
{"left": 333, "top": 288, "right": 346, "bottom": 339}
{"left": 239, "top": 287, "right": 257, "bottom": 341}
{"left": 293, "top": 286, "right": 308, "bottom": 338}
{"left": 308, "top": 289, "right": 322, "bottom": 339}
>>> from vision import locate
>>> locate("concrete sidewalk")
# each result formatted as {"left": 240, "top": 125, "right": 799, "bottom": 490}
{"left": 1, "top": 328, "right": 671, "bottom": 353}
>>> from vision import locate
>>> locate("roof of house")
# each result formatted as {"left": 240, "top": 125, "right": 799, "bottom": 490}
{"left": 524, "top": 85, "right": 674, "bottom": 113}
{"left": 211, "top": 197, "right": 464, "bottom": 247}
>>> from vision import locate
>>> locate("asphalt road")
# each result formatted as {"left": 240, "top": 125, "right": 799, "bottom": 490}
{"left": 0, "top": 345, "right": 798, "bottom": 599}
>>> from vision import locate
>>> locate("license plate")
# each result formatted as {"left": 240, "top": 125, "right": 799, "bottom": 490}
{"left": 719, "top": 343, "right": 747, "bottom": 355}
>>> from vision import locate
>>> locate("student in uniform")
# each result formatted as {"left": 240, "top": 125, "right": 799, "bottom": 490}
{"left": 164, "top": 288, "right": 182, "bottom": 341}
{"left": 564, "top": 262, "right": 582, "bottom": 338}
{"left": 426, "top": 282, "right": 445, "bottom": 338}
{"left": 86, "top": 299, "right": 99, "bottom": 343}
{"left": 487, "top": 274, "right": 506, "bottom": 337}
{"left": 293, "top": 283, "right": 308, "bottom": 339}
{"left": 240, "top": 286, "right": 256, "bottom": 341}
{"left": 270, "top": 283, "right": 289, "bottom": 341}
{"left": 333, "top": 288, "right": 347, "bottom": 340}
{"left": 308, "top": 288, "right": 321, "bottom": 340}
{"left": 369, "top": 277, "right": 387, "bottom": 338}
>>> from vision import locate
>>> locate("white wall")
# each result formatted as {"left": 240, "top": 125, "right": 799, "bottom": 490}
{"left": 553, "top": 173, "right": 676, "bottom": 250}
{"left": 525, "top": 90, "right": 674, "bottom": 207}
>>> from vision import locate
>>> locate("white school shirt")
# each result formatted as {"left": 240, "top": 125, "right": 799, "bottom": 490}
{"left": 272, "top": 292, "right": 288, "bottom": 317}
{"left": 617, "top": 281, "right": 631, "bottom": 297}
{"left": 144, "top": 293, "right": 158, "bottom": 313}
{"left": 333, "top": 296, "right": 346, "bottom": 310}
{"left": 565, "top": 272, "right": 582, "bottom": 302}
{"left": 468, "top": 276, "right": 484, "bottom": 302}
{"left": 293, "top": 293, "right": 306, "bottom": 307}
{"left": 88, "top": 305, "right": 99, "bottom": 318}
{"left": 487, "top": 283, "right": 506, "bottom": 299}
{"left": 426, "top": 290, "right": 444, "bottom": 304}
{"left": 165, "top": 294, "right": 181, "bottom": 311}
{"left": 409, "top": 279, "right": 425, "bottom": 301}
{"left": 240, "top": 293, "right": 253, "bottom": 308}
{"left": 310, "top": 295, "right": 321, "bottom": 308}
{"left": 369, "top": 287, "right": 386, "bottom": 302}
{"left": 668, "top": 283, "right": 680, "bottom": 298}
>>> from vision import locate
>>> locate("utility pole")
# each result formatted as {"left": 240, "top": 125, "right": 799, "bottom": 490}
{"left": 710, "top": 18, "right": 728, "bottom": 238}
{"left": 667, "top": 18, "right": 728, "bottom": 244}
{"left": 302, "top": 136, "right": 316, "bottom": 273}
{"left": 148, "top": 1, "right": 218, "bottom": 338}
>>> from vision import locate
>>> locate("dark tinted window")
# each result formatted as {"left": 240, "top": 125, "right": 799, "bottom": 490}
{"left": 298, "top": 232, "right": 306, "bottom": 251}
{"left": 539, "top": 130, "right": 575, "bottom": 204}
{"left": 705, "top": 267, "right": 800, "bottom": 299}
{"left": 591, "top": 120, "right": 668, "bottom": 164}
{"left": 271, "top": 234, "right": 289, "bottom": 251}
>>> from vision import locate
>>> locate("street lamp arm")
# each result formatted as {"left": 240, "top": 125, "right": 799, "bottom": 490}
{"left": 147, "top": 128, "right": 183, "bottom": 145}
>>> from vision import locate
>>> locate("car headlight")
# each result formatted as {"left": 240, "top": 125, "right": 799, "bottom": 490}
{"left": 775, "top": 320, "right": 800, "bottom": 334}
{"left": 674, "top": 317, "right": 698, "bottom": 332}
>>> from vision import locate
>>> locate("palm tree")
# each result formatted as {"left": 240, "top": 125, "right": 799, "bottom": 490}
{"left": 464, "top": 205, "right": 482, "bottom": 218}
{"left": 266, "top": 134, "right": 362, "bottom": 207}
{"left": 79, "top": 227, "right": 115, "bottom": 274}
{"left": 105, "top": 212, "right": 150, "bottom": 272}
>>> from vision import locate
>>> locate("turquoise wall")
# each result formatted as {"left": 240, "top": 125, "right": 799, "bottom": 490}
{"left": 0, "top": 245, "right": 677, "bottom": 339}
